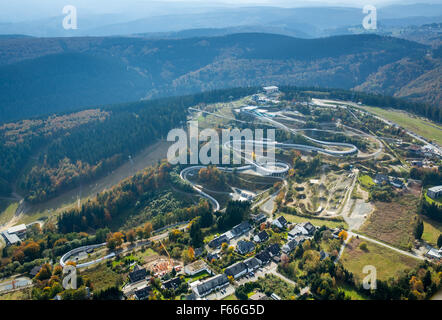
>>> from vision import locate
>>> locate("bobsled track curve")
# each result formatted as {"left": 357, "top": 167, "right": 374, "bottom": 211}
{"left": 180, "top": 107, "right": 381, "bottom": 211}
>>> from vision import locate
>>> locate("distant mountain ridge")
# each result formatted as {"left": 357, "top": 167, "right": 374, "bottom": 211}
{"left": 1, "top": 4, "right": 441, "bottom": 38}
{"left": 0, "top": 32, "right": 439, "bottom": 122}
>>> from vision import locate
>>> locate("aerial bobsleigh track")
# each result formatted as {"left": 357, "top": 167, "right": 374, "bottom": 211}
{"left": 180, "top": 106, "right": 379, "bottom": 211}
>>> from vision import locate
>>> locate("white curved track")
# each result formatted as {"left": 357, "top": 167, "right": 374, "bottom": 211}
{"left": 181, "top": 105, "right": 382, "bottom": 211}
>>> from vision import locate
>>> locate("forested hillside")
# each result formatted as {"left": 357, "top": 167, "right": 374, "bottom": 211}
{"left": 0, "top": 87, "right": 255, "bottom": 202}
{"left": 0, "top": 33, "right": 438, "bottom": 122}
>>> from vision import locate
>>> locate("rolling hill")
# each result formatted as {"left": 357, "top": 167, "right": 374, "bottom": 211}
{"left": 0, "top": 32, "right": 439, "bottom": 122}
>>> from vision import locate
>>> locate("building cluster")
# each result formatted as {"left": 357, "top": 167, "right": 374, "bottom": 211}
{"left": 208, "top": 221, "right": 252, "bottom": 249}
{"left": 188, "top": 215, "right": 322, "bottom": 299}
{"left": 373, "top": 173, "right": 405, "bottom": 188}
{"left": 1, "top": 224, "right": 27, "bottom": 246}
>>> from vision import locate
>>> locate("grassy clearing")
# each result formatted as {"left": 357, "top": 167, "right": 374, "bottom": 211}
{"left": 359, "top": 195, "right": 418, "bottom": 250}
{"left": 0, "top": 201, "right": 18, "bottom": 226}
{"left": 222, "top": 294, "right": 238, "bottom": 300}
{"left": 81, "top": 263, "right": 123, "bottom": 292}
{"left": 337, "top": 283, "right": 370, "bottom": 300}
{"left": 184, "top": 270, "right": 211, "bottom": 283}
{"left": 361, "top": 106, "right": 442, "bottom": 145}
{"left": 257, "top": 274, "right": 297, "bottom": 300}
{"left": 341, "top": 238, "right": 420, "bottom": 283}
{"left": 422, "top": 217, "right": 442, "bottom": 247}
{"left": 358, "top": 175, "right": 374, "bottom": 189}
{"left": 0, "top": 288, "right": 32, "bottom": 300}
{"left": 133, "top": 248, "right": 157, "bottom": 261}
{"left": 281, "top": 213, "right": 348, "bottom": 230}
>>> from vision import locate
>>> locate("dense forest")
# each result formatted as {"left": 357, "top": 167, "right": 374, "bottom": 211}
{"left": 0, "top": 87, "right": 256, "bottom": 202}
{"left": 56, "top": 162, "right": 207, "bottom": 233}
{"left": 0, "top": 33, "right": 436, "bottom": 122}
{"left": 1, "top": 85, "right": 439, "bottom": 203}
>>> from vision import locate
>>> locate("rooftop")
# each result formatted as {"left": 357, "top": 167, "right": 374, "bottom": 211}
{"left": 185, "top": 260, "right": 208, "bottom": 273}
{"left": 7, "top": 224, "right": 26, "bottom": 234}
{"left": 428, "top": 185, "right": 442, "bottom": 193}
{"left": 1, "top": 231, "right": 20, "bottom": 244}
{"left": 196, "top": 274, "right": 228, "bottom": 296}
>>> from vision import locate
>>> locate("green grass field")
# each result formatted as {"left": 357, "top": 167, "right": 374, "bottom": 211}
{"left": 0, "top": 200, "right": 18, "bottom": 226}
{"left": 337, "top": 283, "right": 370, "bottom": 300}
{"left": 358, "top": 175, "right": 374, "bottom": 189}
{"left": 281, "top": 213, "right": 348, "bottom": 230}
{"left": 361, "top": 106, "right": 442, "bottom": 145}
{"left": 341, "top": 238, "right": 420, "bottom": 283}
{"left": 0, "top": 288, "right": 32, "bottom": 300}
{"left": 422, "top": 217, "right": 442, "bottom": 247}
{"left": 81, "top": 263, "right": 123, "bottom": 292}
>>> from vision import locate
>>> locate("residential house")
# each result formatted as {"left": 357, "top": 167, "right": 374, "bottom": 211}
{"left": 244, "top": 257, "right": 260, "bottom": 273}
{"left": 206, "top": 253, "right": 219, "bottom": 263}
{"left": 231, "top": 221, "right": 252, "bottom": 238}
{"left": 320, "top": 250, "right": 329, "bottom": 261}
{"left": 1, "top": 232, "right": 21, "bottom": 246}
{"left": 282, "top": 239, "right": 298, "bottom": 254}
{"left": 236, "top": 240, "right": 255, "bottom": 255}
{"left": 29, "top": 265, "right": 42, "bottom": 278}
{"left": 374, "top": 174, "right": 389, "bottom": 185}
{"left": 254, "top": 230, "right": 269, "bottom": 243}
{"left": 255, "top": 250, "right": 271, "bottom": 265}
{"left": 128, "top": 266, "right": 147, "bottom": 283}
{"left": 267, "top": 243, "right": 281, "bottom": 261}
{"left": 251, "top": 213, "right": 267, "bottom": 225}
{"left": 288, "top": 222, "right": 315, "bottom": 239}
{"left": 6, "top": 224, "right": 27, "bottom": 238}
{"left": 272, "top": 216, "right": 288, "bottom": 229}
{"left": 162, "top": 277, "right": 182, "bottom": 290}
{"left": 134, "top": 286, "right": 152, "bottom": 300}
{"left": 208, "top": 234, "right": 229, "bottom": 249}
{"left": 425, "top": 248, "right": 441, "bottom": 260}
{"left": 225, "top": 262, "right": 248, "bottom": 280}
{"left": 194, "top": 274, "right": 229, "bottom": 298}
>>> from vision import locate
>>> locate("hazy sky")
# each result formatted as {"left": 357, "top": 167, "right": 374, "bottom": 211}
{"left": 1, "top": 0, "right": 440, "bottom": 22}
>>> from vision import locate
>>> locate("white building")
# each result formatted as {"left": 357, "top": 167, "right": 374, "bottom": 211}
{"left": 1, "top": 224, "right": 27, "bottom": 246}
{"left": 263, "top": 86, "right": 279, "bottom": 94}
{"left": 184, "top": 260, "right": 212, "bottom": 276}
{"left": 427, "top": 186, "right": 442, "bottom": 199}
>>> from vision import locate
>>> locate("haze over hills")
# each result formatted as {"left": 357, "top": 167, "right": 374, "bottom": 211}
{"left": 0, "top": 32, "right": 439, "bottom": 122}
{"left": 0, "top": 3, "right": 441, "bottom": 37}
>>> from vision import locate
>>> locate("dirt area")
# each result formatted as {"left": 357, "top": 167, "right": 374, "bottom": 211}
{"left": 359, "top": 194, "right": 419, "bottom": 250}
{"left": 144, "top": 255, "right": 182, "bottom": 277}
{"left": 348, "top": 200, "right": 372, "bottom": 230}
